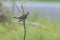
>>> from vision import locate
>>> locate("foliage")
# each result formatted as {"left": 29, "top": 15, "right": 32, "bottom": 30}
{"left": 0, "top": 12, "right": 60, "bottom": 40}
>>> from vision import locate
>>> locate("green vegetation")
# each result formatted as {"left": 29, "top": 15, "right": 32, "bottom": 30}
{"left": 0, "top": 12, "right": 60, "bottom": 40}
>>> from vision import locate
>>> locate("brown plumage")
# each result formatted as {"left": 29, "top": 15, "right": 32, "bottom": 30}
{"left": 13, "top": 12, "right": 29, "bottom": 22}
{"left": 19, "top": 12, "right": 29, "bottom": 19}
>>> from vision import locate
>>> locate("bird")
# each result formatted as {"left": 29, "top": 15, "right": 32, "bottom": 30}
{"left": 13, "top": 12, "right": 29, "bottom": 22}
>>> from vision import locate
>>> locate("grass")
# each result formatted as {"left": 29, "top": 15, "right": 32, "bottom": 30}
{"left": 0, "top": 13, "right": 60, "bottom": 40}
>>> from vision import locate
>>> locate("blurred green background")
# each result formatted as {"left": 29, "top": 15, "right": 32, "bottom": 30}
{"left": 0, "top": 0, "right": 60, "bottom": 40}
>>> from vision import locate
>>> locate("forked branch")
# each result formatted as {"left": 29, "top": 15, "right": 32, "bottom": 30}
{"left": 13, "top": 2, "right": 29, "bottom": 40}
{"left": 13, "top": 1, "right": 22, "bottom": 14}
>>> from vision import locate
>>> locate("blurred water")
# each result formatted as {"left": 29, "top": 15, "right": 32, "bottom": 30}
{"left": 3, "top": 2, "right": 60, "bottom": 19}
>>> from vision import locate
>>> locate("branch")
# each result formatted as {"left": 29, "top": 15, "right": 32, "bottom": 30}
{"left": 13, "top": 2, "right": 27, "bottom": 40}
{"left": 21, "top": 3, "right": 26, "bottom": 40}
{"left": 21, "top": 3, "right": 25, "bottom": 14}
{"left": 23, "top": 19, "right": 26, "bottom": 40}
{"left": 14, "top": 2, "right": 23, "bottom": 14}
{"left": 21, "top": 4, "right": 26, "bottom": 40}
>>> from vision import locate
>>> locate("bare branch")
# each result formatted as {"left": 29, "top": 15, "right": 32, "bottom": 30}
{"left": 13, "top": 2, "right": 29, "bottom": 40}
{"left": 21, "top": 3, "right": 25, "bottom": 14}
{"left": 23, "top": 19, "right": 26, "bottom": 40}
{"left": 14, "top": 2, "right": 23, "bottom": 14}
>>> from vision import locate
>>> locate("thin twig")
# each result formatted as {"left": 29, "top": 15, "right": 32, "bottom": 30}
{"left": 21, "top": 3, "right": 25, "bottom": 14}
{"left": 21, "top": 4, "right": 26, "bottom": 40}
{"left": 13, "top": 2, "right": 27, "bottom": 40}
{"left": 14, "top": 2, "right": 23, "bottom": 14}
{"left": 23, "top": 19, "right": 26, "bottom": 40}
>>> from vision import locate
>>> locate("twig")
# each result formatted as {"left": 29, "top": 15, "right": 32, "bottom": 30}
{"left": 21, "top": 4, "right": 26, "bottom": 40}
{"left": 13, "top": 2, "right": 28, "bottom": 40}
{"left": 21, "top": 3, "right": 25, "bottom": 14}
{"left": 23, "top": 19, "right": 26, "bottom": 40}
{"left": 14, "top": 2, "right": 23, "bottom": 14}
